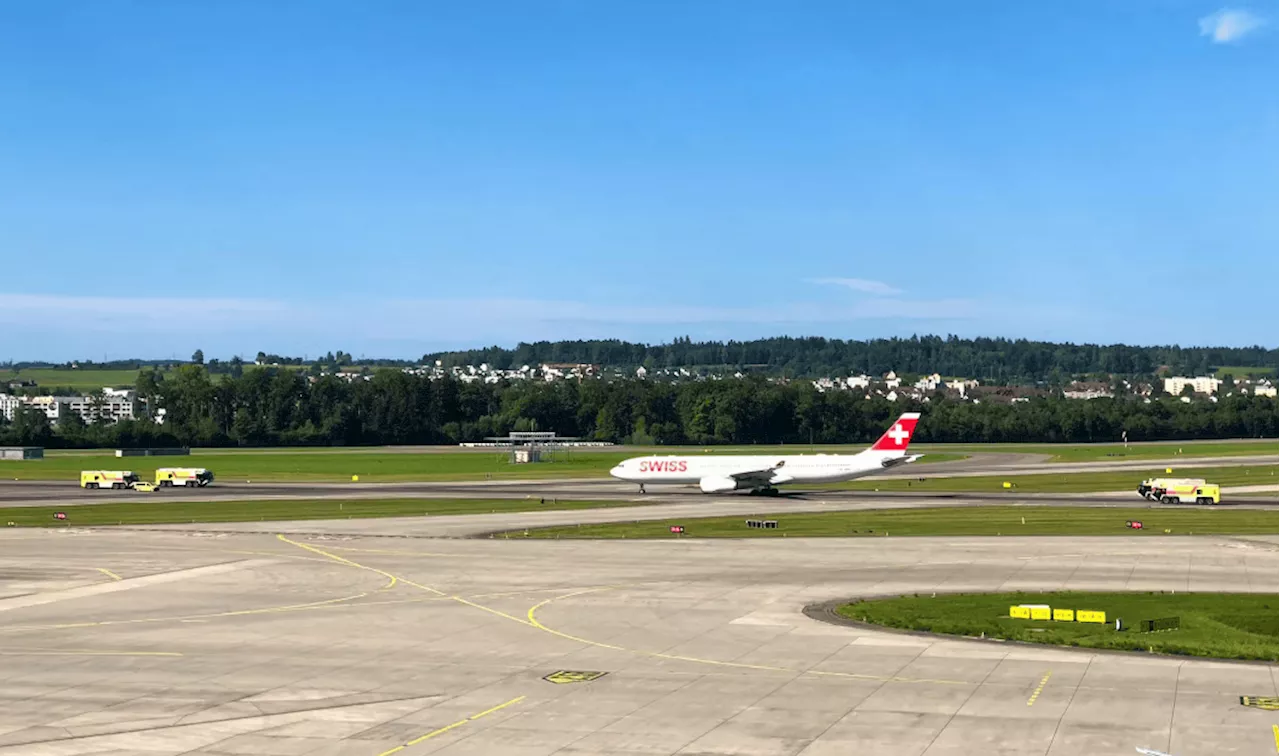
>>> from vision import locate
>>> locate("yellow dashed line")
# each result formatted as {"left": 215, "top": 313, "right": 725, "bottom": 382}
{"left": 1026, "top": 671, "right": 1052, "bottom": 706}
{"left": 95, "top": 568, "right": 122, "bottom": 581}
{"left": 377, "top": 695, "right": 525, "bottom": 756}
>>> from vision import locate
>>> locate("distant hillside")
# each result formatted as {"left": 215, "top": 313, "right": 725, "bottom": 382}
{"left": 422, "top": 335, "right": 1280, "bottom": 383}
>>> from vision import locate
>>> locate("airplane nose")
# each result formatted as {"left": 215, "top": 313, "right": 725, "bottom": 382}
{"left": 610, "top": 464, "right": 626, "bottom": 479}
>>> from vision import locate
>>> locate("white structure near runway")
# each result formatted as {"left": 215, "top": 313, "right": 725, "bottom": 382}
{"left": 0, "top": 388, "right": 136, "bottom": 424}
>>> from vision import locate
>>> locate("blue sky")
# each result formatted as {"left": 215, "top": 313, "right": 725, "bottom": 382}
{"left": 1, "top": 1, "right": 1276, "bottom": 361}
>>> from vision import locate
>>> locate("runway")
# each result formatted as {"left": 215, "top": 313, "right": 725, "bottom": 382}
{"left": 1, "top": 453, "right": 1274, "bottom": 507}
{"left": 0, "top": 516, "right": 1275, "bottom": 756}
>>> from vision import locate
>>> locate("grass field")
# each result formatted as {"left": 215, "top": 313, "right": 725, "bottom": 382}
{"left": 500, "top": 505, "right": 1279, "bottom": 540}
{"left": 0, "top": 497, "right": 640, "bottom": 527}
{"left": 0, "top": 450, "right": 969, "bottom": 483}
{"left": 0, "top": 368, "right": 151, "bottom": 391}
{"left": 1213, "top": 366, "right": 1278, "bottom": 378}
{"left": 907, "top": 440, "right": 1276, "bottom": 463}
{"left": 1, "top": 451, "right": 625, "bottom": 482}
{"left": 836, "top": 591, "right": 1277, "bottom": 661}
{"left": 830, "top": 464, "right": 1278, "bottom": 493}
{"left": 2, "top": 439, "right": 1272, "bottom": 483}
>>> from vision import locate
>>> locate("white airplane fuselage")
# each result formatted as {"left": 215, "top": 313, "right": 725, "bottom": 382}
{"left": 609, "top": 450, "right": 909, "bottom": 487}
{"left": 609, "top": 412, "right": 923, "bottom": 493}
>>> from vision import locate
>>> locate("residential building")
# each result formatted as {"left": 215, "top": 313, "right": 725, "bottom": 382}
{"left": 913, "top": 373, "right": 943, "bottom": 391}
{"left": 1063, "top": 382, "right": 1114, "bottom": 400}
{"left": 945, "top": 378, "right": 979, "bottom": 398}
{"left": 1163, "top": 376, "right": 1222, "bottom": 396}
{"left": 0, "top": 391, "right": 136, "bottom": 424}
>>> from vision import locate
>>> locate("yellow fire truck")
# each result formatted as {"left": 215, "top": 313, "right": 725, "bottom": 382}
{"left": 1138, "top": 477, "right": 1205, "bottom": 501}
{"left": 155, "top": 468, "right": 215, "bottom": 487}
{"left": 1155, "top": 481, "right": 1221, "bottom": 505}
{"left": 80, "top": 471, "right": 141, "bottom": 490}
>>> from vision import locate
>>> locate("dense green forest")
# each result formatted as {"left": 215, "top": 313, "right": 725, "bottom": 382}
{"left": 1, "top": 366, "right": 1274, "bottom": 449}
{"left": 423, "top": 336, "right": 1279, "bottom": 382}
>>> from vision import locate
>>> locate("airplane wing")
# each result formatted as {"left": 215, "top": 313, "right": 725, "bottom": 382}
{"left": 727, "top": 462, "right": 794, "bottom": 486}
{"left": 880, "top": 454, "right": 923, "bottom": 469}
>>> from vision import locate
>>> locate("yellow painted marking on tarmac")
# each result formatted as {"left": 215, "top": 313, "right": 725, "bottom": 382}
{"left": 277, "top": 536, "right": 973, "bottom": 688}
{"left": 1272, "top": 723, "right": 1277, "bottom": 753}
{"left": 1026, "top": 671, "right": 1052, "bottom": 706}
{"left": 276, "top": 535, "right": 533, "bottom": 627}
{"left": 276, "top": 535, "right": 399, "bottom": 591}
{"left": 519, "top": 588, "right": 967, "bottom": 690}
{"left": 376, "top": 695, "right": 525, "bottom": 756}
{"left": 95, "top": 568, "right": 122, "bottom": 581}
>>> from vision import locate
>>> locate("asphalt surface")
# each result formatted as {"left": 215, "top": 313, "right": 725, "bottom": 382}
{"left": 1, "top": 453, "right": 1274, "bottom": 507}
{"left": 0, "top": 517, "right": 1275, "bottom": 756}
{"left": 0, "top": 451, "right": 1275, "bottom": 755}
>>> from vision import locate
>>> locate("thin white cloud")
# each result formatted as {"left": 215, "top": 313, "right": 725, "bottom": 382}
{"left": 1199, "top": 8, "right": 1265, "bottom": 43}
{"left": 806, "top": 277, "right": 903, "bottom": 296}
{"left": 0, "top": 292, "right": 979, "bottom": 346}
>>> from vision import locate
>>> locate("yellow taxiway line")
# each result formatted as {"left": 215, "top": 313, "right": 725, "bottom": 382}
{"left": 1026, "top": 671, "right": 1052, "bottom": 705}
{"left": 376, "top": 696, "right": 525, "bottom": 756}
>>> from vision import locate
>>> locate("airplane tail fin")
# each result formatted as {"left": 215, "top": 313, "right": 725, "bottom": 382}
{"left": 870, "top": 412, "right": 921, "bottom": 453}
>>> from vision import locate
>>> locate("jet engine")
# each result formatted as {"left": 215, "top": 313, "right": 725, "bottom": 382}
{"left": 698, "top": 475, "right": 742, "bottom": 494}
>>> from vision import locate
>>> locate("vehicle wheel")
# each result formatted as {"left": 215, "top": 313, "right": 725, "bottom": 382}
{"left": 186, "top": 480, "right": 196, "bottom": 488}
{"left": 1196, "top": 497, "right": 1209, "bottom": 505}
{"left": 88, "top": 482, "right": 98, "bottom": 490}
{"left": 160, "top": 480, "right": 169, "bottom": 487}
{"left": 1169, "top": 497, "right": 1180, "bottom": 505}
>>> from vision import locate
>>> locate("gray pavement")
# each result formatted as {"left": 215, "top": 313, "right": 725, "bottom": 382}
{"left": 0, "top": 509, "right": 1275, "bottom": 756}
{"left": 1, "top": 452, "right": 1275, "bottom": 507}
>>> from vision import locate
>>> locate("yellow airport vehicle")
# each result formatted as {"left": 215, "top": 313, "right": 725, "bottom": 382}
{"left": 1138, "top": 477, "right": 1206, "bottom": 501}
{"left": 80, "top": 470, "right": 140, "bottom": 490}
{"left": 1157, "top": 481, "right": 1220, "bottom": 505}
{"left": 133, "top": 481, "right": 158, "bottom": 492}
{"left": 155, "top": 467, "right": 215, "bottom": 487}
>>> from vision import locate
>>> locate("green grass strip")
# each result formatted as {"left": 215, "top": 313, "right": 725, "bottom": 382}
{"left": 836, "top": 591, "right": 1278, "bottom": 661}
{"left": 0, "top": 497, "right": 640, "bottom": 527}
{"left": 831, "top": 465, "right": 1277, "bottom": 493}
{"left": 505, "top": 506, "right": 1278, "bottom": 539}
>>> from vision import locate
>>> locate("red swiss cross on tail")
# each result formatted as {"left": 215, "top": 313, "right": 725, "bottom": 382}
{"left": 870, "top": 412, "right": 921, "bottom": 452}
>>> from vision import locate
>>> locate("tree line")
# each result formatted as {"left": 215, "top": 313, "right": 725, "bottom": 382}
{"left": 424, "top": 335, "right": 1279, "bottom": 383}
{"left": 0, "top": 365, "right": 1274, "bottom": 449}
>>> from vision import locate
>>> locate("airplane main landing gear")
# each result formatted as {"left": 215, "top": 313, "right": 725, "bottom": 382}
{"left": 749, "top": 487, "right": 781, "bottom": 497}
{"left": 638, "top": 483, "right": 646, "bottom": 494}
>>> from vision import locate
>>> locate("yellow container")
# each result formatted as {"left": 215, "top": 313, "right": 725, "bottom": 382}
{"left": 1009, "top": 606, "right": 1031, "bottom": 619}
{"left": 1053, "top": 608, "right": 1075, "bottom": 622}
{"left": 1077, "top": 610, "right": 1107, "bottom": 624}
{"left": 1029, "top": 607, "right": 1051, "bottom": 621}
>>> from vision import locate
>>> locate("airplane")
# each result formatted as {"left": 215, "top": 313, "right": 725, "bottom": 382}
{"left": 610, "top": 412, "right": 923, "bottom": 494}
